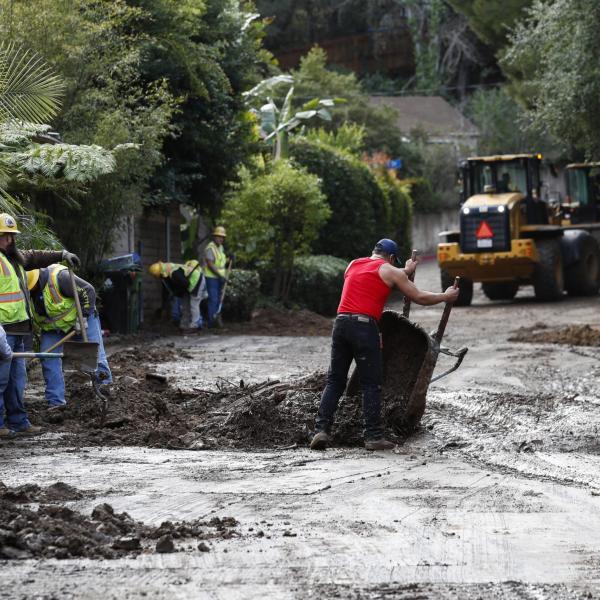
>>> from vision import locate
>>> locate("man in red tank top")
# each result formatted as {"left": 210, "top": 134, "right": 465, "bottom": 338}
{"left": 311, "top": 239, "right": 459, "bottom": 451}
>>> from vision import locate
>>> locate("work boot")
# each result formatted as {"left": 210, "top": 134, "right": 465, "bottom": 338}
{"left": 310, "top": 431, "right": 332, "bottom": 451}
{"left": 0, "top": 427, "right": 12, "bottom": 439}
{"left": 365, "top": 438, "right": 396, "bottom": 451}
{"left": 13, "top": 425, "right": 43, "bottom": 437}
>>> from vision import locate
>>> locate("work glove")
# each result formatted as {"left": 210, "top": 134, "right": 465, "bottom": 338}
{"left": 74, "top": 318, "right": 88, "bottom": 334}
{"left": 62, "top": 250, "right": 81, "bottom": 268}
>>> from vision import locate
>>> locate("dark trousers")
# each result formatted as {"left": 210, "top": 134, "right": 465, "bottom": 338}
{"left": 315, "top": 315, "right": 384, "bottom": 440}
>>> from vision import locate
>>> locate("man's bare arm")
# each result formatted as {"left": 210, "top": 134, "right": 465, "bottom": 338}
{"left": 379, "top": 263, "right": 458, "bottom": 305}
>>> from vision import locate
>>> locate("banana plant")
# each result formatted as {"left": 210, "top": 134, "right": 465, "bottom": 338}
{"left": 244, "top": 75, "right": 344, "bottom": 160}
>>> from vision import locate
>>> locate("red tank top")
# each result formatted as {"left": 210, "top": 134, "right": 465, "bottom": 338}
{"left": 337, "top": 257, "right": 391, "bottom": 320}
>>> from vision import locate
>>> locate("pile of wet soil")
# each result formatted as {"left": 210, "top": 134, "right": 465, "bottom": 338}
{"left": 222, "top": 307, "right": 333, "bottom": 336}
{"left": 0, "top": 482, "right": 238, "bottom": 560}
{"left": 509, "top": 323, "right": 600, "bottom": 346}
{"left": 28, "top": 313, "right": 428, "bottom": 449}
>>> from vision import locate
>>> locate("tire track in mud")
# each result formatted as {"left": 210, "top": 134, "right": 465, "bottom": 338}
{"left": 423, "top": 348, "right": 600, "bottom": 489}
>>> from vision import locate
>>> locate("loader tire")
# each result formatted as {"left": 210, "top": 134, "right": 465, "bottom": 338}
{"left": 565, "top": 235, "right": 600, "bottom": 296}
{"left": 441, "top": 269, "right": 473, "bottom": 306}
{"left": 532, "top": 238, "right": 564, "bottom": 301}
{"left": 482, "top": 281, "right": 519, "bottom": 301}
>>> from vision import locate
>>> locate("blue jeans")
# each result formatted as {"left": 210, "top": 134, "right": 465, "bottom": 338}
{"left": 205, "top": 277, "right": 223, "bottom": 325}
{"left": 0, "top": 335, "right": 30, "bottom": 431}
{"left": 315, "top": 315, "right": 384, "bottom": 440}
{"left": 40, "top": 312, "right": 112, "bottom": 407}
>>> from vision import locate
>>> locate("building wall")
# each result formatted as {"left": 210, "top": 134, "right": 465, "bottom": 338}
{"left": 412, "top": 208, "right": 458, "bottom": 256}
{"left": 136, "top": 206, "right": 183, "bottom": 322}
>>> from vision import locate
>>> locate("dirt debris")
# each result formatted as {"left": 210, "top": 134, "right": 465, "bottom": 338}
{"left": 509, "top": 323, "right": 600, "bottom": 346}
{"left": 220, "top": 307, "right": 333, "bottom": 336}
{"left": 23, "top": 315, "right": 434, "bottom": 449}
{"left": 0, "top": 481, "right": 86, "bottom": 503}
{"left": 0, "top": 482, "right": 239, "bottom": 560}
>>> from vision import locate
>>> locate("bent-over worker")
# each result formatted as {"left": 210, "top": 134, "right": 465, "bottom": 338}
{"left": 28, "top": 264, "right": 112, "bottom": 408}
{"left": 149, "top": 260, "right": 206, "bottom": 333}
{"left": 311, "top": 238, "right": 460, "bottom": 451}
{"left": 0, "top": 213, "right": 81, "bottom": 437}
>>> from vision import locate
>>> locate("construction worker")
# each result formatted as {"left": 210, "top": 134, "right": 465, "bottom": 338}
{"left": 149, "top": 260, "right": 206, "bottom": 333}
{"left": 310, "top": 239, "right": 460, "bottom": 451}
{"left": 204, "top": 226, "right": 228, "bottom": 327}
{"left": 0, "top": 213, "right": 81, "bottom": 437}
{"left": 28, "top": 265, "right": 112, "bottom": 409}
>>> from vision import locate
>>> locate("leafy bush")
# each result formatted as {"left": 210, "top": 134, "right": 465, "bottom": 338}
{"left": 222, "top": 269, "right": 261, "bottom": 322}
{"left": 398, "top": 177, "right": 443, "bottom": 214}
{"left": 290, "top": 254, "right": 348, "bottom": 316}
{"left": 222, "top": 160, "right": 329, "bottom": 299}
{"left": 291, "top": 138, "right": 388, "bottom": 259}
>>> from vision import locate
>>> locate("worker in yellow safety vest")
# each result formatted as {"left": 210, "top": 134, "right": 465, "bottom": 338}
{"left": 204, "top": 226, "right": 229, "bottom": 327}
{"left": 28, "top": 264, "right": 112, "bottom": 408}
{"left": 0, "top": 213, "right": 81, "bottom": 437}
{"left": 149, "top": 259, "right": 206, "bottom": 334}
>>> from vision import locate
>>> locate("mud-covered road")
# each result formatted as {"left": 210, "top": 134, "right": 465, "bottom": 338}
{"left": 1, "top": 260, "right": 600, "bottom": 599}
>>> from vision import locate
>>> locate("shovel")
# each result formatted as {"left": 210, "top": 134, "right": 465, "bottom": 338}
{"left": 13, "top": 340, "right": 98, "bottom": 373}
{"left": 66, "top": 262, "right": 108, "bottom": 416}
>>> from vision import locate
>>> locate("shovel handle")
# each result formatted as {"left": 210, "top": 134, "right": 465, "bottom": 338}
{"left": 434, "top": 276, "right": 460, "bottom": 345}
{"left": 13, "top": 352, "right": 63, "bottom": 359}
{"left": 44, "top": 330, "right": 77, "bottom": 354}
{"left": 217, "top": 258, "right": 234, "bottom": 315}
{"left": 402, "top": 249, "right": 418, "bottom": 319}
{"left": 67, "top": 264, "right": 88, "bottom": 343}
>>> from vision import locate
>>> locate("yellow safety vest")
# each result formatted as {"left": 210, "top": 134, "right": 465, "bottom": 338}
{"left": 160, "top": 262, "right": 201, "bottom": 293}
{"left": 32, "top": 265, "right": 77, "bottom": 333}
{"left": 204, "top": 242, "right": 226, "bottom": 279}
{"left": 0, "top": 253, "right": 29, "bottom": 325}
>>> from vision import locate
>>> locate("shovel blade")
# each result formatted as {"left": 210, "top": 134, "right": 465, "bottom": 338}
{"left": 62, "top": 341, "right": 99, "bottom": 373}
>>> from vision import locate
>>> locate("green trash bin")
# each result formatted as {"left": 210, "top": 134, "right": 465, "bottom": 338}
{"left": 98, "top": 254, "right": 142, "bottom": 335}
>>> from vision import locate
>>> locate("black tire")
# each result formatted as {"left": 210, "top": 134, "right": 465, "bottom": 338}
{"left": 532, "top": 238, "right": 564, "bottom": 301}
{"left": 441, "top": 269, "right": 473, "bottom": 306}
{"left": 565, "top": 235, "right": 600, "bottom": 296}
{"left": 482, "top": 281, "right": 519, "bottom": 301}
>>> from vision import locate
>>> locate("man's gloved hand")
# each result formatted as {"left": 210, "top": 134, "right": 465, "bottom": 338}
{"left": 62, "top": 250, "right": 81, "bottom": 268}
{"left": 74, "top": 318, "right": 88, "bottom": 334}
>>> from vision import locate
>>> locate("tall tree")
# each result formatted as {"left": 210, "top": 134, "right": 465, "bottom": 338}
{"left": 505, "top": 0, "right": 600, "bottom": 158}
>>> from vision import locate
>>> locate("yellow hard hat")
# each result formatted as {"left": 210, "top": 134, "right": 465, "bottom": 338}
{"left": 27, "top": 269, "right": 40, "bottom": 290}
{"left": 0, "top": 213, "right": 20, "bottom": 234}
{"left": 212, "top": 226, "right": 226, "bottom": 237}
{"left": 148, "top": 262, "right": 162, "bottom": 278}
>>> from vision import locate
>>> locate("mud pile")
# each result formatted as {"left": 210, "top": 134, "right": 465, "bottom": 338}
{"left": 223, "top": 307, "right": 333, "bottom": 336}
{"left": 30, "top": 313, "right": 428, "bottom": 449}
{"left": 0, "top": 482, "right": 238, "bottom": 560}
{"left": 509, "top": 323, "right": 600, "bottom": 346}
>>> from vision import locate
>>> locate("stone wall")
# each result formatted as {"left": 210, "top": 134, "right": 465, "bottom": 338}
{"left": 411, "top": 208, "right": 458, "bottom": 256}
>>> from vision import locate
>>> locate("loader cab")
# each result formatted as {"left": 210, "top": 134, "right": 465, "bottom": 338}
{"left": 565, "top": 163, "right": 600, "bottom": 224}
{"left": 463, "top": 154, "right": 546, "bottom": 224}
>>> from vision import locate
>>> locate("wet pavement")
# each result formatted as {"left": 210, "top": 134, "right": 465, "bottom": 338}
{"left": 1, "top": 260, "right": 600, "bottom": 599}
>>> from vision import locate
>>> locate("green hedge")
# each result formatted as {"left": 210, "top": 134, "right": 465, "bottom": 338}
{"left": 399, "top": 177, "right": 443, "bottom": 214}
{"left": 290, "top": 255, "right": 348, "bottom": 316}
{"left": 291, "top": 139, "right": 385, "bottom": 259}
{"left": 222, "top": 269, "right": 260, "bottom": 322}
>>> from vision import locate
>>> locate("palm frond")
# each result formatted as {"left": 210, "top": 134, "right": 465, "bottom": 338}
{"left": 5, "top": 143, "right": 116, "bottom": 182}
{"left": 0, "top": 42, "right": 64, "bottom": 124}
